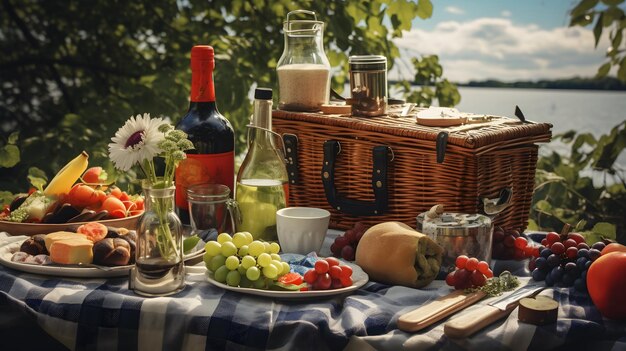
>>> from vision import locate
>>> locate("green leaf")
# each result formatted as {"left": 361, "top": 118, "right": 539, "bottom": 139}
{"left": 571, "top": 0, "right": 599, "bottom": 18}
{"left": 592, "top": 222, "right": 617, "bottom": 240}
{"left": 601, "top": 0, "right": 624, "bottom": 6}
{"left": 603, "top": 7, "right": 624, "bottom": 27}
{"left": 611, "top": 29, "right": 623, "bottom": 53}
{"left": 27, "top": 167, "right": 48, "bottom": 192}
{"left": 269, "top": 281, "right": 307, "bottom": 291}
{"left": 0, "top": 144, "right": 20, "bottom": 168}
{"left": 618, "top": 57, "right": 626, "bottom": 82}
{"left": 570, "top": 14, "right": 595, "bottom": 27}
{"left": 416, "top": 0, "right": 433, "bottom": 19}
{"left": 0, "top": 191, "right": 15, "bottom": 207}
{"left": 8, "top": 132, "right": 19, "bottom": 145}
{"left": 597, "top": 62, "right": 611, "bottom": 78}
{"left": 581, "top": 231, "right": 605, "bottom": 244}
{"left": 535, "top": 200, "right": 553, "bottom": 212}
{"left": 387, "top": 0, "right": 415, "bottom": 32}
{"left": 526, "top": 219, "right": 539, "bottom": 231}
{"left": 594, "top": 13, "right": 604, "bottom": 47}
{"left": 183, "top": 235, "right": 201, "bottom": 254}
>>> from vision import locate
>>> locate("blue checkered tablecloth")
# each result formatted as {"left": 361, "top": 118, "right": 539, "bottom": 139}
{"left": 1, "top": 231, "right": 625, "bottom": 351}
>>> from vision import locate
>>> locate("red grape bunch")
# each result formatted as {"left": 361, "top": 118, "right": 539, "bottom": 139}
{"left": 445, "top": 255, "right": 494, "bottom": 290}
{"left": 492, "top": 227, "right": 538, "bottom": 260}
{"left": 330, "top": 222, "right": 369, "bottom": 261}
{"left": 529, "top": 231, "right": 605, "bottom": 292}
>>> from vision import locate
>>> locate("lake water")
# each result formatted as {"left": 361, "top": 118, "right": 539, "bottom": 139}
{"left": 454, "top": 86, "right": 626, "bottom": 181}
{"left": 455, "top": 87, "right": 626, "bottom": 138}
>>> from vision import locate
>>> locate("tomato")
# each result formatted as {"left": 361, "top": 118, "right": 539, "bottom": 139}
{"left": 101, "top": 196, "right": 127, "bottom": 218}
{"left": 133, "top": 197, "right": 144, "bottom": 211}
{"left": 119, "top": 191, "right": 130, "bottom": 202}
{"left": 67, "top": 184, "right": 100, "bottom": 208}
{"left": 109, "top": 186, "right": 123, "bottom": 199}
{"left": 587, "top": 252, "right": 626, "bottom": 320}
{"left": 601, "top": 243, "right": 626, "bottom": 255}
{"left": 278, "top": 272, "right": 303, "bottom": 286}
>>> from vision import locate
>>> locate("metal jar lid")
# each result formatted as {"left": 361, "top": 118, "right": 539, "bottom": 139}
{"left": 349, "top": 55, "right": 387, "bottom": 71}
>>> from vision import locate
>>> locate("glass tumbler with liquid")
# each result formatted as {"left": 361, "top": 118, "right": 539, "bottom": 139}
{"left": 236, "top": 88, "right": 289, "bottom": 241}
{"left": 187, "top": 183, "right": 237, "bottom": 239}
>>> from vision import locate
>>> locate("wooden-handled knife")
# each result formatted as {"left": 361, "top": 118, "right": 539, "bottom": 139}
{"left": 398, "top": 290, "right": 487, "bottom": 332}
{"left": 443, "top": 283, "right": 545, "bottom": 338}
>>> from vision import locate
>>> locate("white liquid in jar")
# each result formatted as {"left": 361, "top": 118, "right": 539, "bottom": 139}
{"left": 277, "top": 64, "right": 330, "bottom": 112}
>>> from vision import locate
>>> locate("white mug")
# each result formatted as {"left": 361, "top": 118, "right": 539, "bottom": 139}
{"left": 276, "top": 207, "right": 330, "bottom": 254}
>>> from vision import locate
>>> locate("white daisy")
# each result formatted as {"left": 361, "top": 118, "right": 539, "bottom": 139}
{"left": 108, "top": 113, "right": 166, "bottom": 171}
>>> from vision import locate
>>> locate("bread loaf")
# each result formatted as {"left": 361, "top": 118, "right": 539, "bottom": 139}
{"left": 355, "top": 222, "right": 444, "bottom": 288}
{"left": 93, "top": 238, "right": 131, "bottom": 266}
{"left": 104, "top": 227, "right": 136, "bottom": 263}
{"left": 20, "top": 234, "right": 48, "bottom": 255}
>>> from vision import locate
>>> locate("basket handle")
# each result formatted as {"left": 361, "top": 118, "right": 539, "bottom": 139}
{"left": 321, "top": 140, "right": 389, "bottom": 216}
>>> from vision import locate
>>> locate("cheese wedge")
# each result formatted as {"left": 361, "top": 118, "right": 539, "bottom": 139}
{"left": 44, "top": 231, "right": 87, "bottom": 252}
{"left": 49, "top": 238, "right": 94, "bottom": 265}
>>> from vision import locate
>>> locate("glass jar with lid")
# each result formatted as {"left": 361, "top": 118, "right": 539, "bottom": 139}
{"left": 277, "top": 10, "right": 331, "bottom": 112}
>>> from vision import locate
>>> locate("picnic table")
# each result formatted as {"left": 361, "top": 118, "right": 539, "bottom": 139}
{"left": 1, "top": 231, "right": 624, "bottom": 350}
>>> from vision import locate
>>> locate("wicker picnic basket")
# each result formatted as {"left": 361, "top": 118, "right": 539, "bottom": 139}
{"left": 272, "top": 106, "right": 552, "bottom": 231}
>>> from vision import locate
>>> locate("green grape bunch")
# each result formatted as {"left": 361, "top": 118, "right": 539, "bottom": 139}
{"left": 203, "top": 232, "right": 290, "bottom": 288}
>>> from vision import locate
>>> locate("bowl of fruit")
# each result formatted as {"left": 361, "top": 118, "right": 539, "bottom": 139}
{"left": 0, "top": 151, "right": 144, "bottom": 236}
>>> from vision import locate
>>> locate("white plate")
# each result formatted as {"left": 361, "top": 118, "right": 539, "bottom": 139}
{"left": 205, "top": 256, "right": 369, "bottom": 299}
{"left": 0, "top": 239, "right": 205, "bottom": 278}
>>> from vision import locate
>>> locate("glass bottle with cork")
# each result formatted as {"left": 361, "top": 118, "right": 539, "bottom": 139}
{"left": 175, "top": 45, "right": 235, "bottom": 225}
{"left": 236, "top": 88, "right": 289, "bottom": 241}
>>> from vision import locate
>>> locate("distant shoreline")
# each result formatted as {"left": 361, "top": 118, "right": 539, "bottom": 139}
{"left": 391, "top": 77, "right": 626, "bottom": 91}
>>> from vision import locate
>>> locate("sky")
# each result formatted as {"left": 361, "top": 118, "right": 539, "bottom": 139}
{"left": 390, "top": 0, "right": 624, "bottom": 83}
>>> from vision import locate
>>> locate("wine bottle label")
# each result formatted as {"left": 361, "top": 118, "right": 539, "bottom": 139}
{"left": 175, "top": 151, "right": 235, "bottom": 210}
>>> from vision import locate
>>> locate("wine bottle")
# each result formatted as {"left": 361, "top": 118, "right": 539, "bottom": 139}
{"left": 175, "top": 45, "right": 235, "bottom": 225}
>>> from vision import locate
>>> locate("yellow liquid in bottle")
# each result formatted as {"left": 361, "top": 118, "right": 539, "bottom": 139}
{"left": 236, "top": 179, "right": 288, "bottom": 241}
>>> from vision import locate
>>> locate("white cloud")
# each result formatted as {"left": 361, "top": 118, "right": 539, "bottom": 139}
{"left": 391, "top": 18, "right": 611, "bottom": 82}
{"left": 501, "top": 10, "right": 512, "bottom": 17}
{"left": 445, "top": 6, "right": 465, "bottom": 15}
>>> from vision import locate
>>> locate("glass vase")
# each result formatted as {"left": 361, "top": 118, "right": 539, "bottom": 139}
{"left": 130, "top": 180, "right": 185, "bottom": 296}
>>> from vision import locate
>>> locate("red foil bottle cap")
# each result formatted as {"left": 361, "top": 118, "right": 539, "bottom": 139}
{"left": 191, "top": 45, "right": 214, "bottom": 61}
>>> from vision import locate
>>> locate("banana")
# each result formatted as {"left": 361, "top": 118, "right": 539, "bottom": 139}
{"left": 44, "top": 151, "right": 89, "bottom": 197}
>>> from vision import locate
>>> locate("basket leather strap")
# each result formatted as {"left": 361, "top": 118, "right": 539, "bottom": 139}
{"left": 321, "top": 140, "right": 389, "bottom": 216}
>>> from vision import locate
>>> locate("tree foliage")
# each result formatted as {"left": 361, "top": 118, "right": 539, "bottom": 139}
{"left": 394, "top": 55, "right": 461, "bottom": 107}
{"left": 0, "top": 0, "right": 461, "bottom": 193}
{"left": 569, "top": 0, "right": 626, "bottom": 81}
{"left": 530, "top": 121, "right": 626, "bottom": 243}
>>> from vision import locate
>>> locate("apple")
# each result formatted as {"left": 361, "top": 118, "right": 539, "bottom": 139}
{"left": 82, "top": 167, "right": 108, "bottom": 184}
